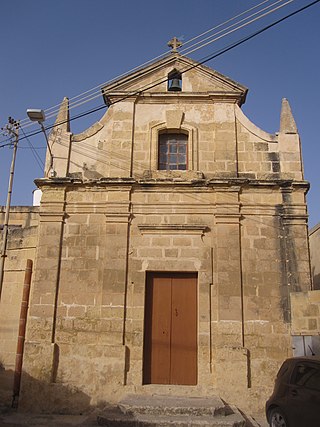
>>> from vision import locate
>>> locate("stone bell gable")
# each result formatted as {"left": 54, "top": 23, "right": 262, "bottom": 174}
{"left": 48, "top": 53, "right": 303, "bottom": 186}
{"left": 15, "top": 51, "right": 311, "bottom": 416}
{"left": 101, "top": 53, "right": 248, "bottom": 100}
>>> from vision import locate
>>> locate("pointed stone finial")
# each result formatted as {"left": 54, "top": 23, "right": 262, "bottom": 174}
{"left": 280, "top": 98, "right": 298, "bottom": 134}
{"left": 45, "top": 97, "right": 70, "bottom": 177}
{"left": 168, "top": 37, "right": 183, "bottom": 53}
{"left": 54, "top": 97, "right": 70, "bottom": 132}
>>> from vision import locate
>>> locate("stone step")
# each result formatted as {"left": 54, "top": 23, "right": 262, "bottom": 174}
{"left": 119, "top": 395, "right": 227, "bottom": 417}
{"left": 97, "top": 412, "right": 246, "bottom": 427}
{"left": 97, "top": 395, "right": 247, "bottom": 427}
{"left": 139, "top": 413, "right": 246, "bottom": 426}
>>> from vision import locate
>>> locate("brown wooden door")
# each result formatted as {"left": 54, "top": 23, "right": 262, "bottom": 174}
{"left": 143, "top": 272, "right": 197, "bottom": 385}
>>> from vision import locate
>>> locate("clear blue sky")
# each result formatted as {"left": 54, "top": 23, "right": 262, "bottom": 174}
{"left": 0, "top": 0, "right": 319, "bottom": 227}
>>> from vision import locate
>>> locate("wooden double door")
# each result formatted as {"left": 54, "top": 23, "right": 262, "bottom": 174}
{"left": 143, "top": 272, "right": 197, "bottom": 385}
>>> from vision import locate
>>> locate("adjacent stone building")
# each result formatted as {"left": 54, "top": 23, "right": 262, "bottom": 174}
{"left": 289, "top": 223, "right": 320, "bottom": 359}
{"left": 0, "top": 50, "right": 315, "bottom": 415}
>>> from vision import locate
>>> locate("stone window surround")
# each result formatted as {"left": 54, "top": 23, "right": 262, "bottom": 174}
{"left": 150, "top": 121, "right": 198, "bottom": 172}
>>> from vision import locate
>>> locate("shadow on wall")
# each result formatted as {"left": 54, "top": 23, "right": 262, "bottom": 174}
{"left": 313, "top": 272, "right": 320, "bottom": 290}
{"left": 0, "top": 361, "right": 107, "bottom": 415}
{"left": 0, "top": 361, "right": 14, "bottom": 408}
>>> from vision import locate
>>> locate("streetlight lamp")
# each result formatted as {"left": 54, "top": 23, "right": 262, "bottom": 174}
{"left": 26, "top": 109, "right": 55, "bottom": 177}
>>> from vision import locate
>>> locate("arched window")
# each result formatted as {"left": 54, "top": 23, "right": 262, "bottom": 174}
{"left": 167, "top": 69, "right": 182, "bottom": 92}
{"left": 158, "top": 131, "right": 188, "bottom": 170}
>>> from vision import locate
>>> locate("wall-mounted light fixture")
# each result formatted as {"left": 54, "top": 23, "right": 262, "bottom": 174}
{"left": 27, "top": 109, "right": 55, "bottom": 177}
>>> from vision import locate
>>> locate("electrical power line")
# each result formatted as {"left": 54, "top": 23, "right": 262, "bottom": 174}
{"left": 1, "top": 0, "right": 293, "bottom": 136}
{"left": 182, "top": 0, "right": 294, "bottom": 56}
{"left": 182, "top": 0, "right": 272, "bottom": 47}
{"left": 0, "top": 0, "right": 318, "bottom": 151}
{"left": 3, "top": 0, "right": 317, "bottom": 150}
{"left": 20, "top": 128, "right": 44, "bottom": 171}
{"left": 46, "top": 0, "right": 293, "bottom": 122}
{"left": 13, "top": 0, "right": 280, "bottom": 130}
{"left": 1, "top": 6, "right": 312, "bottom": 235}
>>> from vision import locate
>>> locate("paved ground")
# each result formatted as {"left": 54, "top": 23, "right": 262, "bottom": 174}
{"left": 246, "top": 415, "right": 269, "bottom": 427}
{"left": 0, "top": 409, "right": 99, "bottom": 427}
{"left": 0, "top": 410, "right": 269, "bottom": 427}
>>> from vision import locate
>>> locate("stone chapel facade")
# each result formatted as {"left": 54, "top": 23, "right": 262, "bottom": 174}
{"left": 0, "top": 52, "right": 313, "bottom": 414}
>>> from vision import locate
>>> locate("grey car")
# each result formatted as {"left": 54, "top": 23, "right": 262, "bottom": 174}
{"left": 266, "top": 357, "right": 320, "bottom": 427}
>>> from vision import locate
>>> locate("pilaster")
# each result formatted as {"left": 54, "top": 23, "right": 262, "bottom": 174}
{"left": 102, "top": 191, "right": 132, "bottom": 346}
{"left": 212, "top": 188, "right": 243, "bottom": 344}
{"left": 26, "top": 187, "right": 66, "bottom": 343}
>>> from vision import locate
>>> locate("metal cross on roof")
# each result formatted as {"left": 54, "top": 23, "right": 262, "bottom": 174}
{"left": 168, "top": 37, "right": 183, "bottom": 53}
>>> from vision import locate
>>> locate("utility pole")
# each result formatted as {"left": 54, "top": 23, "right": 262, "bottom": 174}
{"left": 0, "top": 117, "right": 20, "bottom": 301}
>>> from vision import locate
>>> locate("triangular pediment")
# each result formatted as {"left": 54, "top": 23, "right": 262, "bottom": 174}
{"left": 102, "top": 53, "right": 248, "bottom": 105}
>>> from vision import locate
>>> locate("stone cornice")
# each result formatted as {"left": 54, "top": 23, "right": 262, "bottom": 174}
{"left": 215, "top": 213, "right": 241, "bottom": 225}
{"left": 105, "top": 91, "right": 245, "bottom": 106}
{"left": 105, "top": 213, "right": 132, "bottom": 224}
{"left": 34, "top": 177, "right": 310, "bottom": 191}
{"left": 35, "top": 177, "right": 136, "bottom": 189}
{"left": 282, "top": 215, "right": 309, "bottom": 224}
{"left": 38, "top": 212, "right": 66, "bottom": 223}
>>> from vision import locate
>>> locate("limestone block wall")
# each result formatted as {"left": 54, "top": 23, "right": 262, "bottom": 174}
{"left": 291, "top": 290, "right": 320, "bottom": 335}
{"left": 19, "top": 55, "right": 309, "bottom": 414}
{"left": 0, "top": 215, "right": 38, "bottom": 405}
{"left": 127, "top": 184, "right": 213, "bottom": 387}
{"left": 68, "top": 103, "right": 133, "bottom": 179}
{"left": 59, "top": 98, "right": 304, "bottom": 187}
{"left": 236, "top": 110, "right": 279, "bottom": 179}
{"left": 0, "top": 206, "right": 39, "bottom": 228}
{"left": 46, "top": 55, "right": 304, "bottom": 192}
{"left": 235, "top": 106, "right": 303, "bottom": 181}
{"left": 22, "top": 185, "right": 130, "bottom": 410}
{"left": 20, "top": 342, "right": 126, "bottom": 412}
{"left": 67, "top": 101, "right": 239, "bottom": 179}
{"left": 19, "top": 177, "right": 311, "bottom": 414}
{"left": 213, "top": 183, "right": 310, "bottom": 412}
